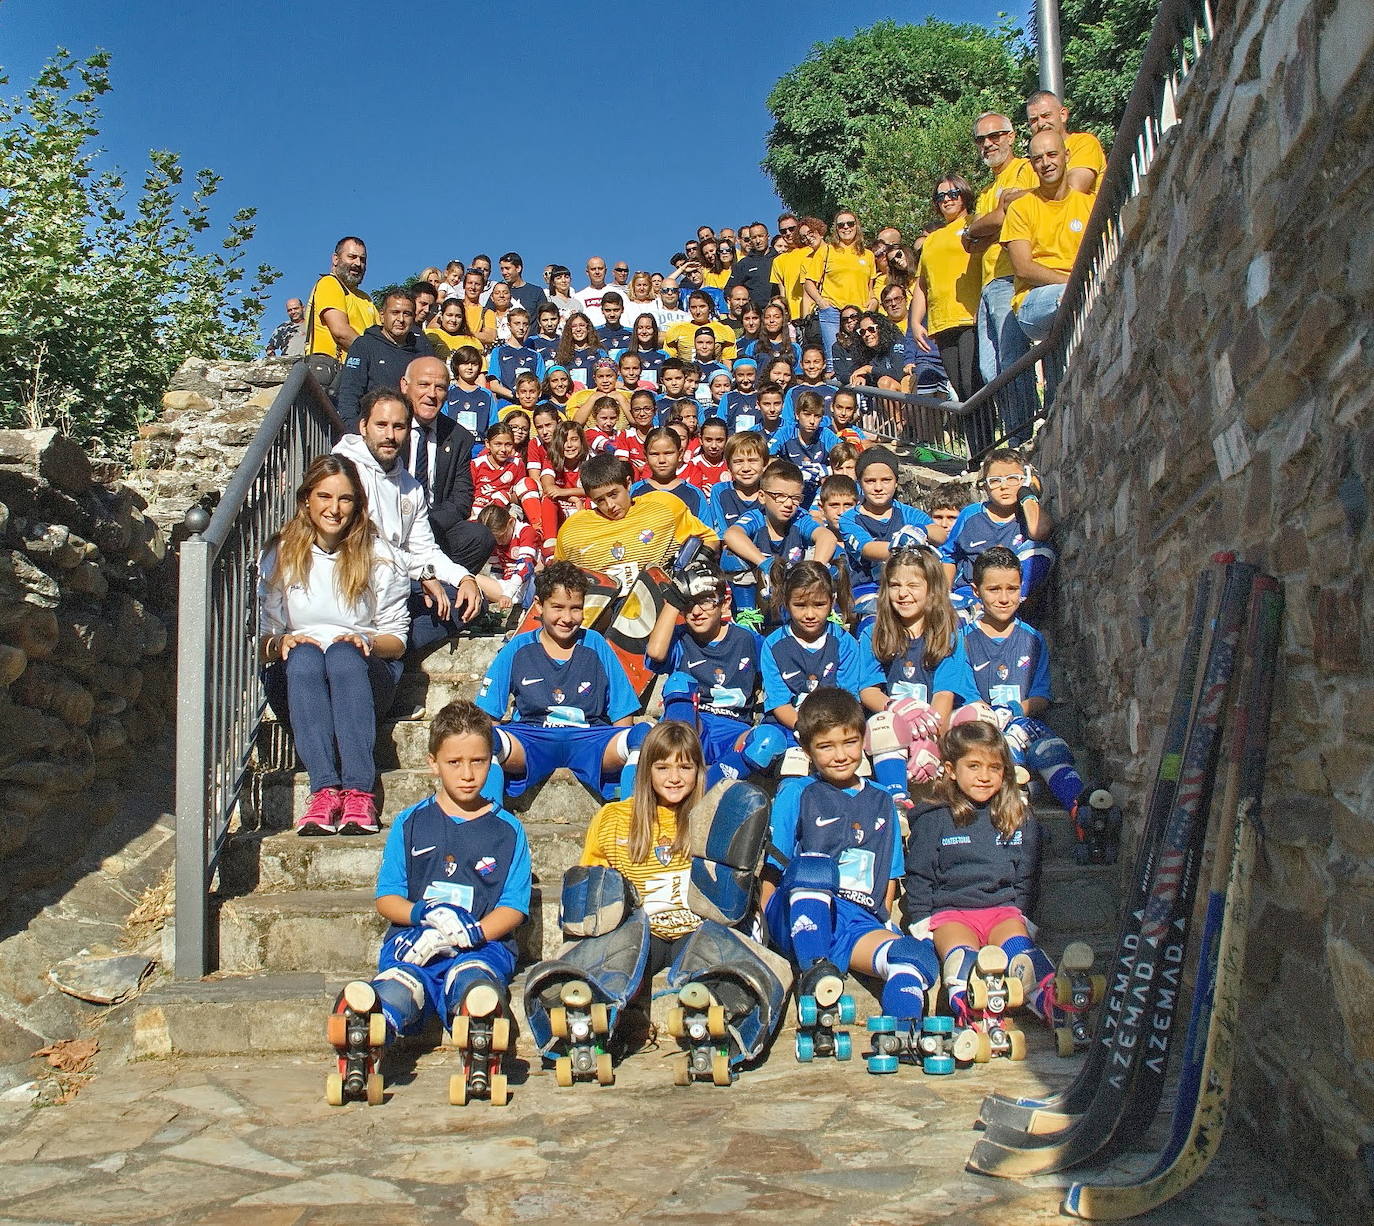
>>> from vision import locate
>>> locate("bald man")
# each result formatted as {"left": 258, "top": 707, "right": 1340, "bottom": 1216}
{"left": 1025, "top": 91, "right": 1107, "bottom": 196}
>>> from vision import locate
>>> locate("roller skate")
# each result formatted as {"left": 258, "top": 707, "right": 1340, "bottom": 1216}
{"left": 325, "top": 980, "right": 387, "bottom": 1106}
{"left": 793, "top": 959, "right": 855, "bottom": 1063}
{"left": 909, "top": 1014, "right": 988, "bottom": 1074}
{"left": 1048, "top": 941, "right": 1105, "bottom": 1057}
{"left": 864, "top": 1014, "right": 920, "bottom": 1073}
{"left": 547, "top": 979, "right": 615, "bottom": 1088}
{"left": 447, "top": 981, "right": 513, "bottom": 1105}
{"left": 667, "top": 981, "right": 733, "bottom": 1086}
{"left": 963, "top": 945, "right": 1027, "bottom": 1062}
{"left": 1071, "top": 786, "right": 1121, "bottom": 865}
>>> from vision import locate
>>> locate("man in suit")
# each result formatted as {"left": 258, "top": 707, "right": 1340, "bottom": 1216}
{"left": 399, "top": 356, "right": 495, "bottom": 576}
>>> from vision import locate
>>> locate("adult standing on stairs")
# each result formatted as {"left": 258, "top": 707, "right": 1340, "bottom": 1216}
{"left": 259, "top": 454, "right": 410, "bottom": 837}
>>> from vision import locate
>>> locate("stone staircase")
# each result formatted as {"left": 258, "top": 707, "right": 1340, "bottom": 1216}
{"left": 108, "top": 634, "right": 1122, "bottom": 1063}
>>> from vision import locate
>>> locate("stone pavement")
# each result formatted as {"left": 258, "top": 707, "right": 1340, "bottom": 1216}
{"left": 0, "top": 1029, "right": 1329, "bottom": 1225}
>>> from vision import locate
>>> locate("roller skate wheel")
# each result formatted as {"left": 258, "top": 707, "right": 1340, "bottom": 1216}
{"left": 923, "top": 1055, "right": 955, "bottom": 1076}
{"left": 365, "top": 1072, "right": 384, "bottom": 1105}
{"left": 679, "top": 981, "right": 712, "bottom": 1010}
{"left": 711, "top": 1051, "right": 732, "bottom": 1086}
{"left": 549, "top": 1006, "right": 570, "bottom": 1041}
{"left": 666, "top": 1007, "right": 687, "bottom": 1039}
{"left": 450, "top": 1015, "right": 471, "bottom": 1050}
{"left": 1060, "top": 941, "right": 1095, "bottom": 972}
{"left": 1056, "top": 1026, "right": 1076, "bottom": 1058}
{"left": 972, "top": 1031, "right": 993, "bottom": 1063}
{"left": 834, "top": 1031, "right": 853, "bottom": 1061}
{"left": 466, "top": 983, "right": 500, "bottom": 1017}
{"left": 922, "top": 1015, "right": 954, "bottom": 1035}
{"left": 1008, "top": 1030, "right": 1028, "bottom": 1061}
{"left": 969, "top": 979, "right": 989, "bottom": 1012}
{"left": 1087, "top": 789, "right": 1115, "bottom": 812}
{"left": 1090, "top": 974, "right": 1107, "bottom": 1002}
{"left": 1006, "top": 977, "right": 1025, "bottom": 1009}
{"left": 795, "top": 1032, "right": 816, "bottom": 1062}
{"left": 866, "top": 1053, "right": 900, "bottom": 1075}
{"left": 325, "top": 1072, "right": 345, "bottom": 1106}
{"left": 449, "top": 1073, "right": 468, "bottom": 1106}
{"left": 813, "top": 974, "right": 844, "bottom": 1008}
{"left": 866, "top": 1014, "right": 898, "bottom": 1034}
{"left": 595, "top": 1052, "right": 615, "bottom": 1086}
{"left": 561, "top": 981, "right": 593, "bottom": 1008}
{"left": 837, "top": 995, "right": 857, "bottom": 1025}
{"left": 491, "top": 1016, "right": 511, "bottom": 1053}
{"left": 1055, "top": 977, "right": 1075, "bottom": 1009}
{"left": 707, "top": 1004, "right": 728, "bottom": 1039}
{"left": 342, "top": 980, "right": 377, "bottom": 1013}
{"left": 368, "top": 1011, "right": 387, "bottom": 1048}
{"left": 589, "top": 1002, "right": 611, "bottom": 1036}
{"left": 976, "top": 946, "right": 1009, "bottom": 975}
{"left": 490, "top": 1072, "right": 509, "bottom": 1106}
{"left": 554, "top": 1056, "right": 574, "bottom": 1088}
{"left": 326, "top": 1014, "right": 348, "bottom": 1048}
{"left": 952, "top": 1028, "right": 983, "bottom": 1063}
{"left": 673, "top": 1053, "right": 692, "bottom": 1086}
{"left": 797, "top": 996, "right": 818, "bottom": 1028}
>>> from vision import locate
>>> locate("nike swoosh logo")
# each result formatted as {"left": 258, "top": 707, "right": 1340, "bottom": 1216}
{"left": 411, "top": 845, "right": 437, "bottom": 855}
{"left": 783, "top": 669, "right": 801, "bottom": 679}
{"left": 815, "top": 816, "right": 841, "bottom": 827}
{"left": 520, "top": 677, "right": 543, "bottom": 684}
{"left": 973, "top": 661, "right": 992, "bottom": 670}
{"left": 969, "top": 540, "right": 988, "bottom": 547}
{"left": 686, "top": 659, "right": 706, "bottom": 668}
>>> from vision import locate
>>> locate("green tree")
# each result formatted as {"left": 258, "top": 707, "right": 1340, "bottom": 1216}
{"left": 0, "top": 48, "right": 278, "bottom": 455}
{"left": 1052, "top": 0, "right": 1155, "bottom": 141}
{"left": 762, "top": 19, "right": 1029, "bottom": 222}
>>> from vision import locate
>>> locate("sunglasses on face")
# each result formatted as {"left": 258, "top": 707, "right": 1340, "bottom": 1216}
{"left": 935, "top": 189, "right": 963, "bottom": 203}
{"left": 841, "top": 314, "right": 860, "bottom": 325}
{"left": 974, "top": 129, "right": 1013, "bottom": 144}
{"left": 780, "top": 225, "right": 798, "bottom": 234}
{"left": 836, "top": 219, "right": 857, "bottom": 228}
{"left": 858, "top": 324, "right": 879, "bottom": 336}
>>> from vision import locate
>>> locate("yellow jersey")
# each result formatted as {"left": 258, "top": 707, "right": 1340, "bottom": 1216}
{"left": 305, "top": 275, "right": 379, "bottom": 359}
{"left": 702, "top": 268, "right": 731, "bottom": 289}
{"left": 663, "top": 319, "right": 736, "bottom": 363}
{"left": 916, "top": 217, "right": 983, "bottom": 334}
{"left": 975, "top": 156, "right": 1039, "bottom": 283}
{"left": 582, "top": 800, "right": 699, "bottom": 939}
{"left": 1001, "top": 189, "right": 1096, "bottom": 310}
{"left": 426, "top": 329, "right": 483, "bottom": 362}
{"left": 1067, "top": 131, "right": 1108, "bottom": 191}
{"left": 805, "top": 244, "right": 875, "bottom": 312}
{"left": 463, "top": 302, "right": 497, "bottom": 342}
{"left": 554, "top": 489, "right": 718, "bottom": 588}
{"left": 772, "top": 246, "right": 813, "bottom": 320}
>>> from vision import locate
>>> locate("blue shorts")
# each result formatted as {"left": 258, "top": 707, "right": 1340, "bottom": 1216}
{"left": 377, "top": 928, "right": 517, "bottom": 1034}
{"left": 700, "top": 710, "right": 751, "bottom": 764}
{"left": 764, "top": 891, "right": 889, "bottom": 973}
{"left": 501, "top": 722, "right": 622, "bottom": 797}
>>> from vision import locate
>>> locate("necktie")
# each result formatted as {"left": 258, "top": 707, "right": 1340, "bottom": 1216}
{"left": 413, "top": 425, "right": 430, "bottom": 495}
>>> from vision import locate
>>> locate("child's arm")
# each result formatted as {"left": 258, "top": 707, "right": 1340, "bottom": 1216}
{"left": 480, "top": 906, "right": 525, "bottom": 942}
{"left": 808, "top": 523, "right": 838, "bottom": 564}
{"left": 474, "top": 637, "right": 520, "bottom": 721}
{"left": 724, "top": 523, "right": 767, "bottom": 567}
{"left": 1015, "top": 814, "right": 1042, "bottom": 917}
{"left": 580, "top": 805, "right": 614, "bottom": 867}
{"left": 899, "top": 810, "right": 941, "bottom": 933}
{"left": 759, "top": 641, "right": 801, "bottom": 728}
{"left": 376, "top": 894, "right": 416, "bottom": 926}
{"left": 645, "top": 598, "right": 681, "bottom": 667}
{"left": 1017, "top": 480, "right": 1053, "bottom": 540}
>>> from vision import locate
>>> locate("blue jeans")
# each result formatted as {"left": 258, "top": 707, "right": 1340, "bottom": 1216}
{"left": 1015, "top": 284, "right": 1065, "bottom": 344}
{"left": 977, "top": 276, "right": 1037, "bottom": 445}
{"left": 816, "top": 307, "right": 842, "bottom": 377}
{"left": 263, "top": 642, "right": 402, "bottom": 792}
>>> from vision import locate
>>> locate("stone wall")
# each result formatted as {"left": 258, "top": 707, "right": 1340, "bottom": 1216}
{"left": 1035, "top": 0, "right": 1373, "bottom": 1207}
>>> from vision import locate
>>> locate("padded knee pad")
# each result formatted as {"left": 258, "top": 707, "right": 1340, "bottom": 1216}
{"left": 661, "top": 672, "right": 699, "bottom": 726}
{"left": 877, "top": 935, "right": 939, "bottom": 988}
{"left": 687, "top": 779, "right": 770, "bottom": 926}
{"left": 626, "top": 722, "right": 653, "bottom": 752}
{"left": 942, "top": 945, "right": 979, "bottom": 995}
{"left": 442, "top": 960, "right": 507, "bottom": 1016}
{"left": 373, "top": 965, "right": 425, "bottom": 1032}
{"left": 1001, "top": 934, "right": 1054, "bottom": 998}
{"left": 1024, "top": 731, "right": 1072, "bottom": 775}
{"left": 559, "top": 865, "right": 638, "bottom": 938}
{"left": 784, "top": 850, "right": 841, "bottom": 896}
{"left": 740, "top": 724, "right": 788, "bottom": 772}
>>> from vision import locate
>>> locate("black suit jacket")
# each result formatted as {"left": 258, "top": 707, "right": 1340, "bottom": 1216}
{"left": 426, "top": 415, "right": 478, "bottom": 534}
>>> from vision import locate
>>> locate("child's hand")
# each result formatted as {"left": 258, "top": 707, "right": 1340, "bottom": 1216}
{"left": 400, "top": 928, "right": 455, "bottom": 966}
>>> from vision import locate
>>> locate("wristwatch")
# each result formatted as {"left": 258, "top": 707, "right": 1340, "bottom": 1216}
{"left": 419, "top": 563, "right": 437, "bottom": 581}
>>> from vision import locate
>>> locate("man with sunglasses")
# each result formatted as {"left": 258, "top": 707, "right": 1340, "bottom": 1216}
{"left": 964, "top": 113, "right": 1040, "bottom": 442}
{"left": 776, "top": 214, "right": 800, "bottom": 250}
{"left": 610, "top": 262, "right": 630, "bottom": 289}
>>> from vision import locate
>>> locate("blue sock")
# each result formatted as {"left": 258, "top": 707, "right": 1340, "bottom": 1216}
{"left": 787, "top": 891, "right": 833, "bottom": 969}
{"left": 871, "top": 751, "right": 909, "bottom": 804}
{"left": 879, "top": 968, "right": 928, "bottom": 1021}
{"left": 1002, "top": 934, "right": 1055, "bottom": 1017}
{"left": 1025, "top": 731, "right": 1085, "bottom": 811}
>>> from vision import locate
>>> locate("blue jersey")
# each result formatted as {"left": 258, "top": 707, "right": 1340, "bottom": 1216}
{"left": 375, "top": 798, "right": 532, "bottom": 957}
{"left": 857, "top": 625, "right": 979, "bottom": 704}
{"left": 940, "top": 502, "right": 1029, "bottom": 590}
{"left": 839, "top": 502, "right": 935, "bottom": 586}
{"left": 631, "top": 478, "right": 704, "bottom": 518}
{"left": 477, "top": 628, "right": 639, "bottom": 727}
{"left": 527, "top": 334, "right": 561, "bottom": 364}
{"left": 770, "top": 778, "right": 902, "bottom": 918}
{"left": 693, "top": 360, "right": 727, "bottom": 385}
{"left": 758, "top": 416, "right": 793, "bottom": 454}
{"left": 654, "top": 394, "right": 695, "bottom": 427}
{"left": 961, "top": 619, "right": 1053, "bottom": 709}
{"left": 631, "top": 348, "right": 669, "bottom": 380}
{"left": 445, "top": 384, "right": 494, "bottom": 436}
{"left": 597, "top": 323, "right": 633, "bottom": 353}
{"left": 776, "top": 431, "right": 839, "bottom": 505}
{"left": 785, "top": 380, "right": 839, "bottom": 412}
{"left": 871, "top": 339, "right": 916, "bottom": 384}
{"left": 761, "top": 623, "right": 864, "bottom": 716}
{"left": 722, "top": 391, "right": 759, "bottom": 433}
{"left": 563, "top": 346, "right": 605, "bottom": 387}
{"left": 729, "top": 506, "right": 823, "bottom": 570}
{"left": 662, "top": 621, "right": 763, "bottom": 718}
{"left": 742, "top": 338, "right": 802, "bottom": 366}
{"left": 708, "top": 483, "right": 762, "bottom": 576}
{"left": 486, "top": 344, "right": 544, "bottom": 405}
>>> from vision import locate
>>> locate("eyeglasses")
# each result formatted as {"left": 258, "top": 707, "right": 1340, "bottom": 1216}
{"left": 762, "top": 489, "right": 802, "bottom": 504}
{"left": 974, "top": 129, "right": 1013, "bottom": 144}
{"left": 858, "top": 325, "right": 879, "bottom": 336}
{"left": 689, "top": 595, "right": 723, "bottom": 611}
{"left": 840, "top": 314, "right": 860, "bottom": 325}
{"left": 780, "top": 225, "right": 798, "bottom": 234}
{"left": 613, "top": 266, "right": 628, "bottom": 273}
{"left": 836, "top": 219, "right": 858, "bottom": 228}
{"left": 984, "top": 473, "right": 1027, "bottom": 487}
{"left": 934, "top": 189, "right": 963, "bottom": 203}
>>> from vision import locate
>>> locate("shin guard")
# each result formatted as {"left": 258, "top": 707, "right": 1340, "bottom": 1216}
{"left": 941, "top": 945, "right": 979, "bottom": 1026}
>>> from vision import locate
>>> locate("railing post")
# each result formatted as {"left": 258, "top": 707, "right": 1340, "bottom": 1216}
{"left": 174, "top": 511, "right": 213, "bottom": 980}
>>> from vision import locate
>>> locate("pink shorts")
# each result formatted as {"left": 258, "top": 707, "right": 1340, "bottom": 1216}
{"left": 929, "top": 905, "right": 1025, "bottom": 946}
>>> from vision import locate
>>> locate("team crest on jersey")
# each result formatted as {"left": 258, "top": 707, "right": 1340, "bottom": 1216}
{"left": 806, "top": 674, "right": 819, "bottom": 691}
{"left": 997, "top": 663, "right": 1009, "bottom": 680}
{"left": 551, "top": 688, "right": 565, "bottom": 704}
{"left": 1017, "top": 655, "right": 1031, "bottom": 668}
{"left": 610, "top": 543, "right": 626, "bottom": 561}
{"left": 577, "top": 680, "right": 592, "bottom": 693}
{"left": 474, "top": 855, "right": 497, "bottom": 876}
{"left": 638, "top": 528, "right": 655, "bottom": 544}
{"left": 739, "top": 656, "right": 750, "bottom": 668}
{"left": 713, "top": 667, "right": 727, "bottom": 685}
{"left": 786, "top": 546, "right": 803, "bottom": 564}
{"left": 901, "top": 661, "right": 916, "bottom": 680}
{"left": 851, "top": 822, "right": 865, "bottom": 844}
{"left": 654, "top": 843, "right": 673, "bottom": 865}
{"left": 443, "top": 854, "right": 457, "bottom": 878}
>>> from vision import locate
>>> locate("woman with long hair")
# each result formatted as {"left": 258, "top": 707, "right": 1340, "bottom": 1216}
{"left": 852, "top": 312, "right": 916, "bottom": 391}
{"left": 909, "top": 173, "right": 984, "bottom": 400}
{"left": 259, "top": 455, "right": 409, "bottom": 837}
{"left": 802, "top": 208, "right": 878, "bottom": 378}
{"left": 553, "top": 311, "right": 605, "bottom": 386}
{"left": 626, "top": 312, "right": 670, "bottom": 383}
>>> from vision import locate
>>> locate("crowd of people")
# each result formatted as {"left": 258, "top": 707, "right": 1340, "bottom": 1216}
{"left": 256, "top": 91, "right": 1114, "bottom": 1091}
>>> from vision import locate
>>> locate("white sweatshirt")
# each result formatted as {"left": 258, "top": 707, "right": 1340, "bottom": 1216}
{"left": 333, "top": 433, "right": 470, "bottom": 588}
{"left": 257, "top": 540, "right": 410, "bottom": 645}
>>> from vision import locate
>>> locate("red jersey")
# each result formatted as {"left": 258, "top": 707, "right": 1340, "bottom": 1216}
{"left": 685, "top": 456, "right": 728, "bottom": 493}
{"left": 470, "top": 452, "right": 527, "bottom": 511}
{"left": 491, "top": 520, "right": 540, "bottom": 583}
{"left": 586, "top": 427, "right": 616, "bottom": 456}
{"left": 613, "top": 428, "right": 651, "bottom": 480}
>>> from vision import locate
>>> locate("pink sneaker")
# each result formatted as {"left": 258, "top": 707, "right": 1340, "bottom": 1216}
{"left": 297, "top": 787, "right": 342, "bottom": 836}
{"left": 337, "top": 789, "right": 379, "bottom": 836}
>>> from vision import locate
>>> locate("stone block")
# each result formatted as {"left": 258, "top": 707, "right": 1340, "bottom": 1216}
{"left": 1313, "top": 588, "right": 1364, "bottom": 673}
{"left": 0, "top": 428, "right": 92, "bottom": 495}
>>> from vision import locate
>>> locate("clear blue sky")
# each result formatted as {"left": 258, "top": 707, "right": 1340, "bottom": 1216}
{"left": 4, "top": 0, "right": 1012, "bottom": 332}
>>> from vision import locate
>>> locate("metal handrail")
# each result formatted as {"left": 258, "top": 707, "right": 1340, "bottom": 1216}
{"left": 857, "top": 0, "right": 1215, "bottom": 463}
{"left": 173, "top": 363, "right": 342, "bottom": 978}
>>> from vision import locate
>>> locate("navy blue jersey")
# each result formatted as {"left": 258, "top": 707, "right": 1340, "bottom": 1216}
{"left": 729, "top": 506, "right": 821, "bottom": 569}
{"left": 507, "top": 282, "right": 547, "bottom": 316}
{"left": 655, "top": 394, "right": 695, "bottom": 427}
{"left": 761, "top": 624, "right": 864, "bottom": 714}
{"left": 856, "top": 625, "right": 980, "bottom": 704}
{"left": 375, "top": 799, "right": 533, "bottom": 957}
{"left": 631, "top": 348, "right": 669, "bottom": 377}
{"left": 759, "top": 416, "right": 792, "bottom": 455}
{"left": 486, "top": 344, "right": 544, "bottom": 401}
{"left": 939, "top": 502, "right": 1029, "bottom": 590}
{"left": 527, "top": 334, "right": 561, "bottom": 364}
{"left": 960, "top": 620, "right": 1053, "bottom": 708}
{"left": 776, "top": 433, "right": 831, "bottom": 505}
{"left": 664, "top": 622, "right": 763, "bottom": 718}
{"left": 742, "top": 338, "right": 802, "bottom": 366}
{"left": 564, "top": 346, "right": 605, "bottom": 387}
{"left": 838, "top": 502, "right": 934, "bottom": 586}
{"left": 597, "top": 323, "right": 634, "bottom": 353}
{"left": 631, "top": 478, "right": 704, "bottom": 518}
{"left": 723, "top": 391, "right": 760, "bottom": 433}
{"left": 445, "top": 384, "right": 494, "bottom": 436}
{"left": 787, "top": 379, "right": 839, "bottom": 410}
{"left": 477, "top": 628, "right": 640, "bottom": 727}
{"left": 693, "top": 359, "right": 728, "bottom": 384}
{"left": 902, "top": 800, "right": 1040, "bottom": 921}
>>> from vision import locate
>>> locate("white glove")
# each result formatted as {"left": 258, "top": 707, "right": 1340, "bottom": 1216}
{"left": 400, "top": 928, "right": 455, "bottom": 966}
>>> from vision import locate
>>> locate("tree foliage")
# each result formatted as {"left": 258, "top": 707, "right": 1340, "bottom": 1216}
{"left": 1052, "top": 0, "right": 1156, "bottom": 142}
{"left": 762, "top": 19, "right": 1028, "bottom": 223}
{"left": 0, "top": 49, "right": 278, "bottom": 455}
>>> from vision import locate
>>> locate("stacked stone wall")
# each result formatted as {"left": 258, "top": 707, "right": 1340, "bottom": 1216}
{"left": 1035, "top": 0, "right": 1373, "bottom": 1206}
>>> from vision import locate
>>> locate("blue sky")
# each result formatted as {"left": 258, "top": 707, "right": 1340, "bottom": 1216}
{"left": 4, "top": 0, "right": 1013, "bottom": 332}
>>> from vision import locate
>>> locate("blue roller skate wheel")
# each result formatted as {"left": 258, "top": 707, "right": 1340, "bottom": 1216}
{"left": 866, "top": 1014, "right": 898, "bottom": 1034}
{"left": 834, "top": 1032, "right": 853, "bottom": 1061}
{"left": 797, "top": 996, "right": 818, "bottom": 1027}
{"left": 795, "top": 1032, "right": 815, "bottom": 1062}
{"left": 866, "top": 1053, "right": 900, "bottom": 1075}
{"left": 922, "top": 1015, "right": 955, "bottom": 1035}
{"left": 838, "top": 995, "right": 857, "bottom": 1025}
{"left": 923, "top": 1054, "right": 956, "bottom": 1076}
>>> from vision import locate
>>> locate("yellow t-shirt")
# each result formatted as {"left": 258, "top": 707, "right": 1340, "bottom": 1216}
{"left": 772, "top": 247, "right": 813, "bottom": 320}
{"left": 1067, "top": 131, "right": 1107, "bottom": 191}
{"left": 306, "top": 275, "right": 379, "bottom": 359}
{"left": 463, "top": 302, "right": 497, "bottom": 342}
{"left": 663, "top": 319, "right": 736, "bottom": 363}
{"left": 916, "top": 217, "right": 983, "bottom": 335}
{"left": 975, "top": 156, "right": 1040, "bottom": 283}
{"left": 582, "top": 800, "right": 699, "bottom": 939}
{"left": 805, "top": 244, "right": 875, "bottom": 312}
{"left": 702, "top": 268, "right": 731, "bottom": 289}
{"left": 426, "top": 329, "right": 483, "bottom": 362}
{"left": 1000, "top": 189, "right": 1096, "bottom": 310}
{"left": 554, "top": 489, "right": 718, "bottom": 587}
